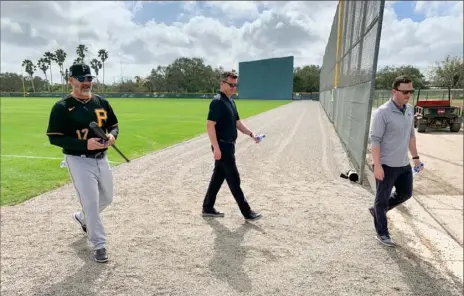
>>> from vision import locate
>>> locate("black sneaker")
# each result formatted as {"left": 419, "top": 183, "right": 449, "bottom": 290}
{"left": 375, "top": 234, "right": 396, "bottom": 247}
{"left": 94, "top": 248, "right": 108, "bottom": 263}
{"left": 72, "top": 212, "right": 87, "bottom": 233}
{"left": 202, "top": 208, "right": 225, "bottom": 217}
{"left": 245, "top": 211, "right": 262, "bottom": 221}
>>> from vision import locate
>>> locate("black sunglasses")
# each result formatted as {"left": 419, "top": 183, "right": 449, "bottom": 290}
{"left": 222, "top": 80, "right": 238, "bottom": 88}
{"left": 74, "top": 76, "right": 94, "bottom": 82}
{"left": 395, "top": 89, "right": 414, "bottom": 95}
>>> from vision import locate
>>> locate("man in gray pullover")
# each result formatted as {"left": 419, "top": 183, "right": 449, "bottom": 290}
{"left": 369, "top": 75, "right": 423, "bottom": 247}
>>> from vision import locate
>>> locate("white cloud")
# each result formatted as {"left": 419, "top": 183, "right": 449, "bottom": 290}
{"left": 414, "top": 1, "right": 462, "bottom": 18}
{"left": 378, "top": 1, "right": 463, "bottom": 75}
{"left": 0, "top": 1, "right": 462, "bottom": 84}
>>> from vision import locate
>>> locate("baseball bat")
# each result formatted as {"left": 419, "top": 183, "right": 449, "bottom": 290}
{"left": 89, "top": 121, "right": 130, "bottom": 163}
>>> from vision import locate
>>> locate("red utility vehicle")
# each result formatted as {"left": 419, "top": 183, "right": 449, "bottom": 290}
{"left": 413, "top": 88, "right": 462, "bottom": 133}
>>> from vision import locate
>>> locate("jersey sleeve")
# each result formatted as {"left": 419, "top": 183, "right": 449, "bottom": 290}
{"left": 104, "top": 99, "right": 119, "bottom": 138}
{"left": 46, "top": 102, "right": 66, "bottom": 136}
{"left": 207, "top": 99, "right": 222, "bottom": 122}
{"left": 105, "top": 100, "right": 118, "bottom": 128}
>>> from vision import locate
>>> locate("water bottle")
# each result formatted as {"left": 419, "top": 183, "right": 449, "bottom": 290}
{"left": 392, "top": 162, "right": 424, "bottom": 195}
{"left": 412, "top": 162, "right": 424, "bottom": 176}
{"left": 255, "top": 134, "right": 266, "bottom": 142}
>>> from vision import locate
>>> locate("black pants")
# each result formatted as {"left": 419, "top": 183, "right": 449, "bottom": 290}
{"left": 203, "top": 142, "right": 251, "bottom": 217}
{"left": 374, "top": 164, "right": 413, "bottom": 236}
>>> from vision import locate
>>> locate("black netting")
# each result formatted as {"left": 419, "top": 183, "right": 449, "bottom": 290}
{"left": 319, "top": 0, "right": 385, "bottom": 182}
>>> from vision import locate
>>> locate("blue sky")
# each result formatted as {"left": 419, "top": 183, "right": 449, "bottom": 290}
{"left": 393, "top": 1, "right": 426, "bottom": 22}
{"left": 131, "top": 1, "right": 184, "bottom": 25}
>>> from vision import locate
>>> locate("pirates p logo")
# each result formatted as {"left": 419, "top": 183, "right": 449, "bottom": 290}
{"left": 94, "top": 109, "right": 108, "bottom": 127}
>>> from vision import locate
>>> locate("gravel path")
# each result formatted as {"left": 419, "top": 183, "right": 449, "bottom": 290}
{"left": 1, "top": 101, "right": 462, "bottom": 296}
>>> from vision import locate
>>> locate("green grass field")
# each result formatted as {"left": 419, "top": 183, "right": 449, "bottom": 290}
{"left": 1, "top": 97, "right": 289, "bottom": 206}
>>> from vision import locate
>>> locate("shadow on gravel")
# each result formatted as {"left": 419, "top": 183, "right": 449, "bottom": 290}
{"left": 204, "top": 218, "right": 274, "bottom": 293}
{"left": 384, "top": 236, "right": 463, "bottom": 296}
{"left": 38, "top": 237, "right": 107, "bottom": 296}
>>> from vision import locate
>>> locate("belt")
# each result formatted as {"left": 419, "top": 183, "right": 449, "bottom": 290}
{"left": 81, "top": 152, "right": 106, "bottom": 159}
{"left": 219, "top": 139, "right": 236, "bottom": 144}
{"left": 66, "top": 152, "right": 106, "bottom": 159}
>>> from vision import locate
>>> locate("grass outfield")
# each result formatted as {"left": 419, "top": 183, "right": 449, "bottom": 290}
{"left": 1, "top": 97, "right": 289, "bottom": 206}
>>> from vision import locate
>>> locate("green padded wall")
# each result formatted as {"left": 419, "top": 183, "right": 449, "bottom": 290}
{"left": 238, "top": 56, "right": 294, "bottom": 100}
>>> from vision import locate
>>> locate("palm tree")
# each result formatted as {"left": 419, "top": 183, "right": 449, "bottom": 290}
{"left": 37, "top": 58, "right": 50, "bottom": 92}
{"left": 143, "top": 79, "right": 154, "bottom": 92}
{"left": 98, "top": 49, "right": 108, "bottom": 90}
{"left": 76, "top": 44, "right": 88, "bottom": 63}
{"left": 73, "top": 57, "right": 83, "bottom": 64}
{"left": 21, "top": 59, "right": 36, "bottom": 92}
{"left": 64, "top": 69, "right": 70, "bottom": 93}
{"left": 90, "top": 58, "right": 102, "bottom": 91}
{"left": 54, "top": 49, "right": 67, "bottom": 92}
{"left": 44, "top": 51, "right": 56, "bottom": 92}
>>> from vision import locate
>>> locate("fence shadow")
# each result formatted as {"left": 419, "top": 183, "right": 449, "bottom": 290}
{"left": 203, "top": 218, "right": 272, "bottom": 293}
{"left": 384, "top": 244, "right": 463, "bottom": 296}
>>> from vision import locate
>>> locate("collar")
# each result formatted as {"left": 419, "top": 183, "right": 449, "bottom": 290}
{"left": 219, "top": 91, "right": 232, "bottom": 100}
{"left": 71, "top": 93, "right": 93, "bottom": 104}
{"left": 389, "top": 98, "right": 406, "bottom": 114}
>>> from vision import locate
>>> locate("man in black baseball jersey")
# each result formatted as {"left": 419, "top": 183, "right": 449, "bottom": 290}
{"left": 202, "top": 70, "right": 262, "bottom": 221}
{"left": 46, "top": 63, "right": 119, "bottom": 263}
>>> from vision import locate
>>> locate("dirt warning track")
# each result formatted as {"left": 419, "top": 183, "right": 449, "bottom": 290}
{"left": 1, "top": 101, "right": 462, "bottom": 296}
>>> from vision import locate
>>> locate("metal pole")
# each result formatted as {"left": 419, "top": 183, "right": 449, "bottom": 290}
{"left": 357, "top": 1, "right": 369, "bottom": 73}
{"left": 334, "top": 0, "right": 344, "bottom": 89}
{"left": 360, "top": 0, "right": 385, "bottom": 184}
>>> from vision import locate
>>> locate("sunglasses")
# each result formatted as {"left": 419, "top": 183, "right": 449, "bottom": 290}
{"left": 395, "top": 89, "right": 414, "bottom": 95}
{"left": 222, "top": 81, "right": 238, "bottom": 88}
{"left": 74, "top": 76, "right": 94, "bottom": 82}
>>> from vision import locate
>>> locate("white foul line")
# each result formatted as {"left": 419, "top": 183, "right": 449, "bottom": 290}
{"left": 1, "top": 154, "right": 121, "bottom": 164}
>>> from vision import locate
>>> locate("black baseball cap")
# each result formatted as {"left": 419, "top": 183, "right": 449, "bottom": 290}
{"left": 69, "top": 63, "right": 94, "bottom": 77}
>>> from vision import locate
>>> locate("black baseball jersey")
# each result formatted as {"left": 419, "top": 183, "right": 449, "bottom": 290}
{"left": 207, "top": 91, "right": 240, "bottom": 143}
{"left": 46, "top": 94, "right": 119, "bottom": 155}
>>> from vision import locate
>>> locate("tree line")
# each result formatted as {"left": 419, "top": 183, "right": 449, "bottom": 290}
{"left": 8, "top": 44, "right": 108, "bottom": 94}
{"left": 0, "top": 44, "right": 462, "bottom": 94}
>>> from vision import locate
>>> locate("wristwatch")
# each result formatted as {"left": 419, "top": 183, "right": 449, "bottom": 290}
{"left": 412, "top": 156, "right": 420, "bottom": 160}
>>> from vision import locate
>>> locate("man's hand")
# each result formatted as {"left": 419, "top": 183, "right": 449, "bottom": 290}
{"left": 413, "top": 158, "right": 423, "bottom": 170}
{"left": 106, "top": 134, "right": 115, "bottom": 146}
{"left": 249, "top": 132, "right": 260, "bottom": 144}
{"left": 213, "top": 146, "right": 221, "bottom": 160}
{"left": 374, "top": 165, "right": 384, "bottom": 181}
{"left": 87, "top": 138, "right": 106, "bottom": 150}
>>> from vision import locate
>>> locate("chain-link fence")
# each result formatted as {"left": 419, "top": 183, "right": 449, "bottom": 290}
{"left": 319, "top": 0, "right": 385, "bottom": 183}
